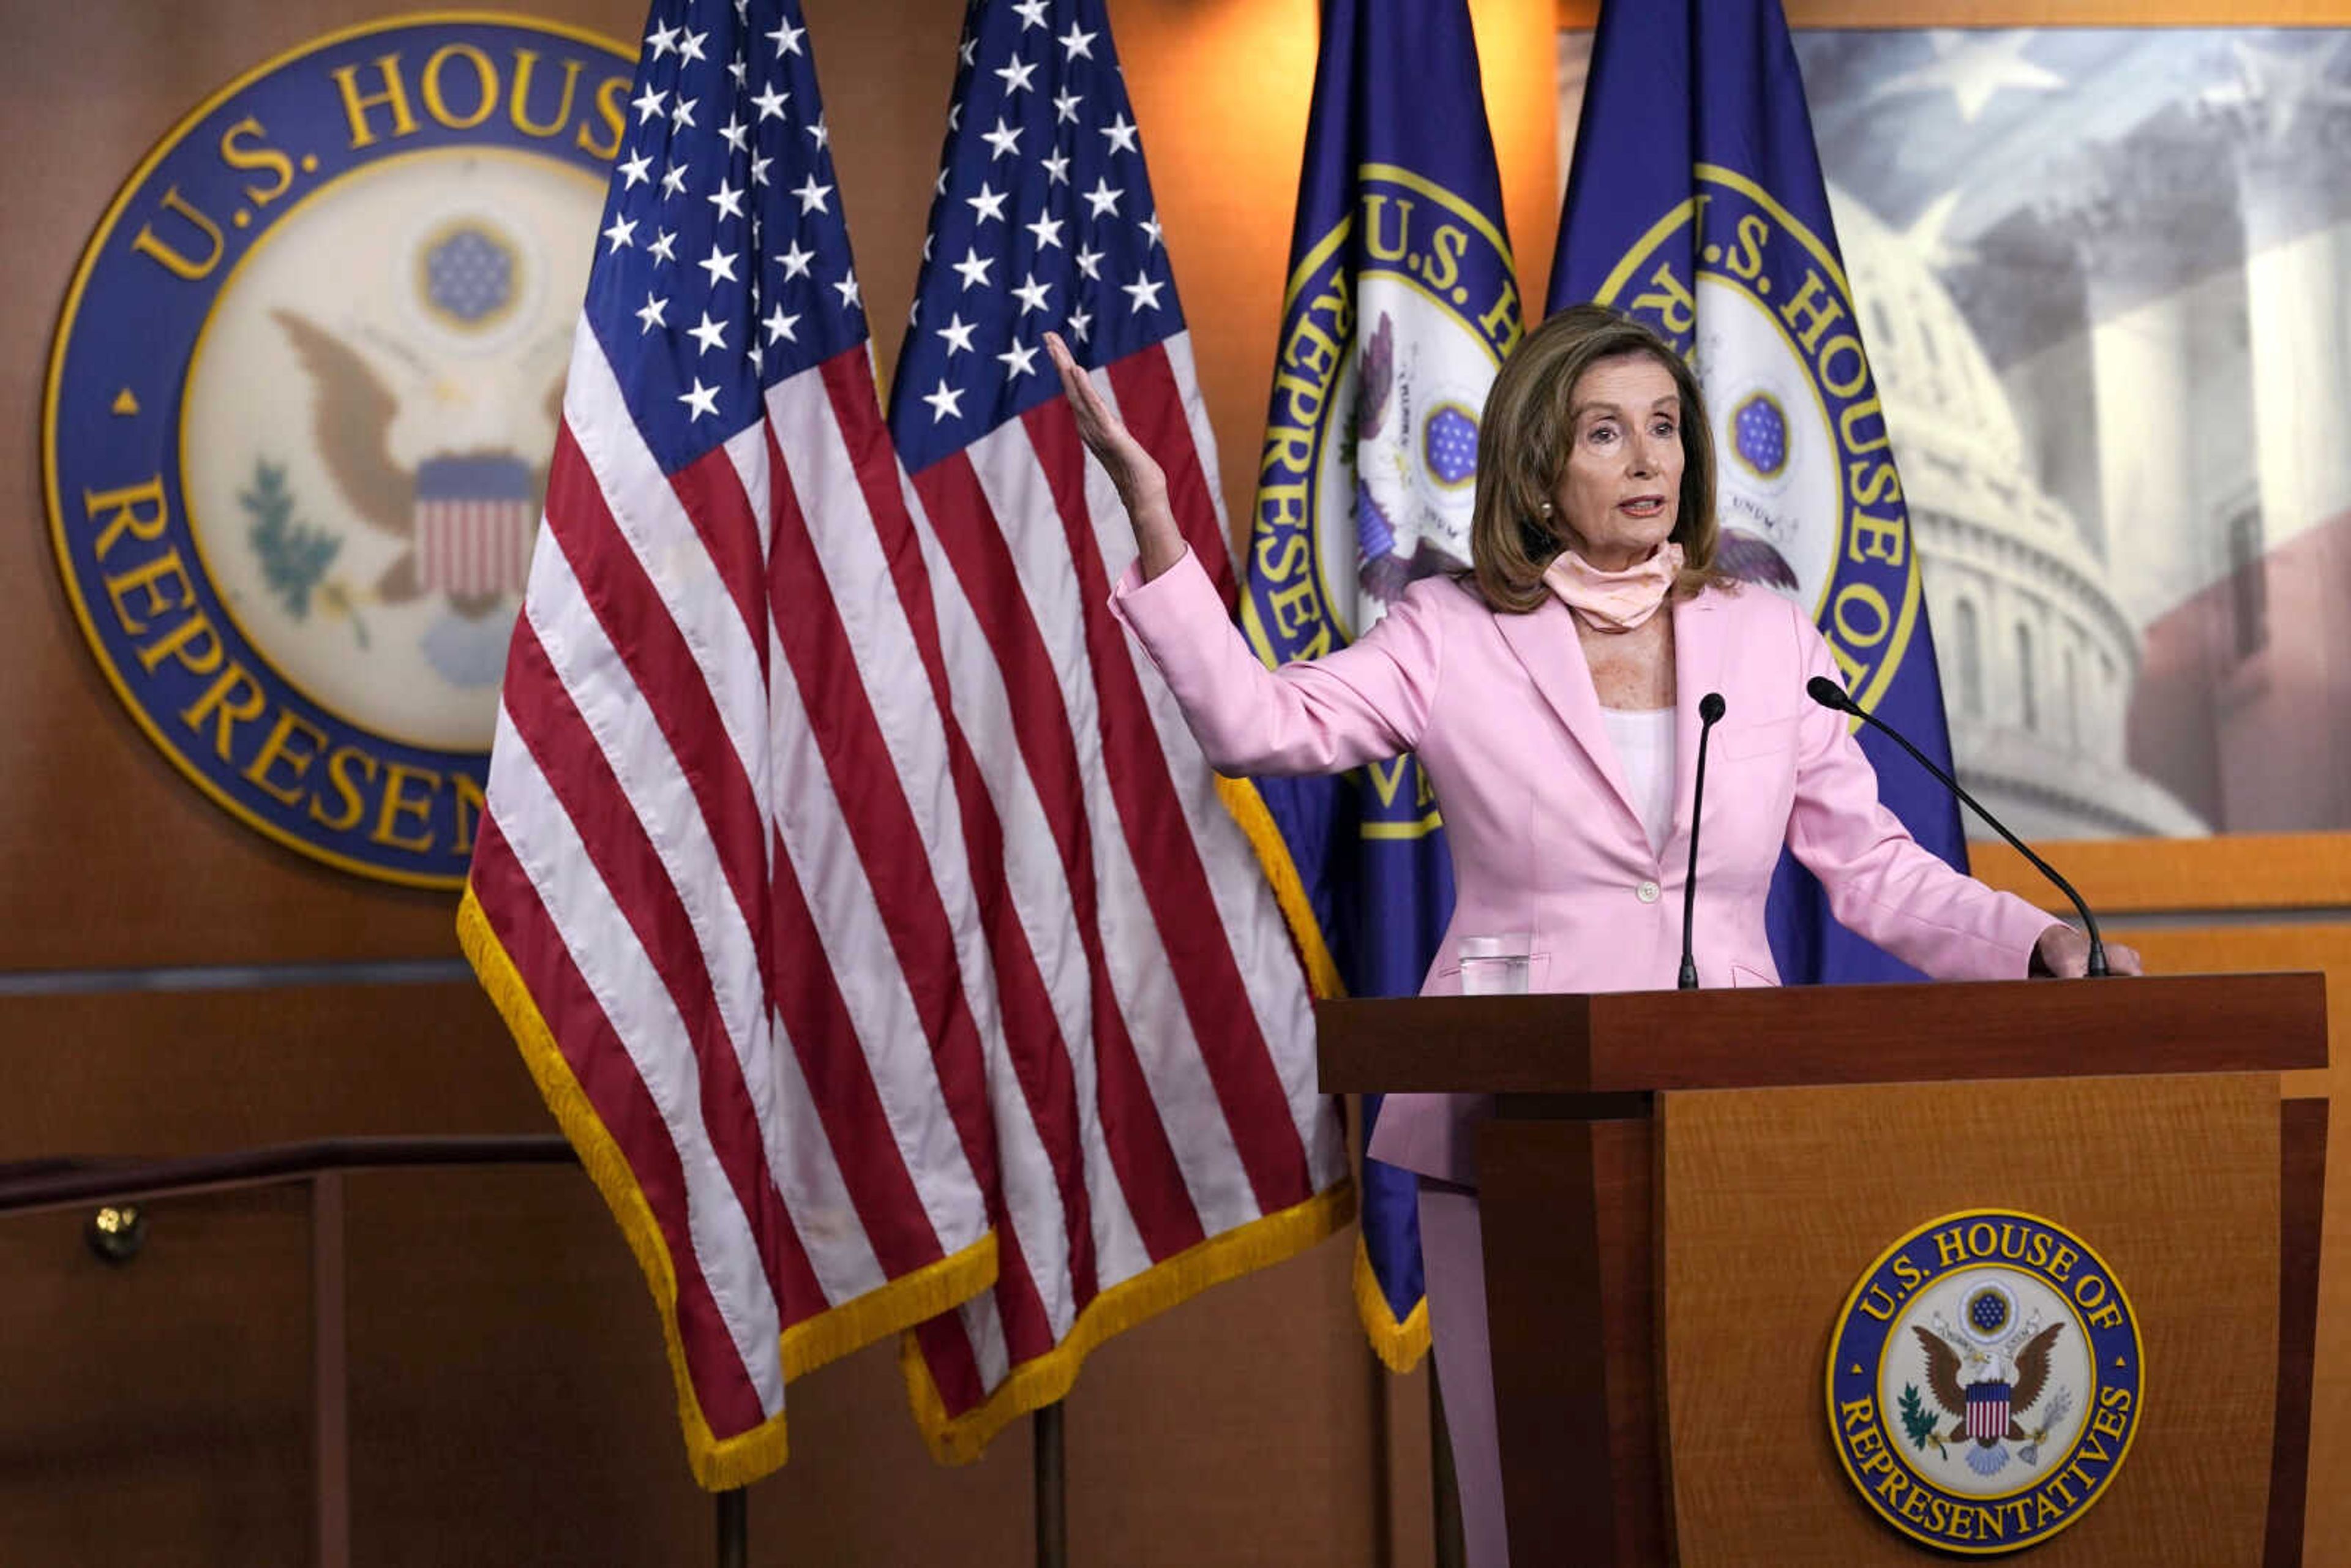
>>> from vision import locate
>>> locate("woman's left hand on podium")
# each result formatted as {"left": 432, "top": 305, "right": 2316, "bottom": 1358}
{"left": 2031, "top": 922, "right": 2142, "bottom": 977}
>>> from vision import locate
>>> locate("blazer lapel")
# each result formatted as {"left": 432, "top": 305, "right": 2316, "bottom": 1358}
{"left": 1669, "top": 588, "right": 1732, "bottom": 847}
{"left": 1494, "top": 597, "right": 1645, "bottom": 833}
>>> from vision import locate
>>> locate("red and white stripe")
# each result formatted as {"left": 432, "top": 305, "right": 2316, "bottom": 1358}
{"left": 468, "top": 321, "right": 1002, "bottom": 1467}
{"left": 416, "top": 498, "right": 536, "bottom": 597}
{"left": 1967, "top": 1386, "right": 2011, "bottom": 1442}
{"left": 899, "top": 331, "right": 1348, "bottom": 1440}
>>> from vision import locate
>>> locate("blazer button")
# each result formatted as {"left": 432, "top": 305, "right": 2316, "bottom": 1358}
{"left": 1635, "top": 880, "right": 1660, "bottom": 904}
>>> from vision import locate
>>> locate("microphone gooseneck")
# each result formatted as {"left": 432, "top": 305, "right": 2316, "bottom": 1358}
{"left": 1678, "top": 691, "right": 1728, "bottom": 990}
{"left": 1803, "top": 676, "right": 2109, "bottom": 978}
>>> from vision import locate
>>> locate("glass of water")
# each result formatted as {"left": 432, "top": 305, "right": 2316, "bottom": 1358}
{"left": 1457, "top": 934, "right": 1532, "bottom": 996}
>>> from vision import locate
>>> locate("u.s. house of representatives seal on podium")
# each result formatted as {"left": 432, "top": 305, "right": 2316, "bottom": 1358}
{"left": 1826, "top": 1210, "right": 2145, "bottom": 1554}
{"left": 43, "top": 15, "right": 632, "bottom": 885}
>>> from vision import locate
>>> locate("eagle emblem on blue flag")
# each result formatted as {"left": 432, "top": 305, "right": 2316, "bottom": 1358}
{"left": 1590, "top": 174, "right": 1921, "bottom": 710}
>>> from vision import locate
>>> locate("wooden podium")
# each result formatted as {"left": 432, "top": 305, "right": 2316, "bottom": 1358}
{"left": 1319, "top": 973, "right": 2329, "bottom": 1567}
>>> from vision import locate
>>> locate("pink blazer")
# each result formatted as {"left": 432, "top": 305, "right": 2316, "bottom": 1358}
{"left": 1111, "top": 551, "right": 2052, "bottom": 1185}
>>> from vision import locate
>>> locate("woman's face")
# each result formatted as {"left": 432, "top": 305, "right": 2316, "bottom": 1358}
{"left": 1550, "top": 351, "right": 1684, "bottom": 571}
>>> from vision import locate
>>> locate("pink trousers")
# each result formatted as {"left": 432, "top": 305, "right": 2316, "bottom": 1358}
{"left": 1419, "top": 1180, "right": 1510, "bottom": 1568}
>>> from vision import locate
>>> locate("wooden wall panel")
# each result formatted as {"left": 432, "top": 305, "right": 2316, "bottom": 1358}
{"left": 1058, "top": 1232, "right": 1381, "bottom": 1567}
{"left": 1972, "top": 835, "right": 2351, "bottom": 916}
{"left": 0, "top": 1189, "right": 312, "bottom": 1565}
{"left": 0, "top": 983, "right": 537, "bottom": 1157}
{"left": 2, "top": 1105, "right": 1378, "bottom": 1565}
{"left": 1381, "top": 1363, "right": 1439, "bottom": 1568}
{"left": 343, "top": 1166, "right": 710, "bottom": 1568}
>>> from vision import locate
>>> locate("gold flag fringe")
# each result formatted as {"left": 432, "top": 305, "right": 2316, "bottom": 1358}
{"left": 1213, "top": 776, "right": 1437, "bottom": 1371}
{"left": 901, "top": 1182, "right": 1355, "bottom": 1464}
{"left": 1213, "top": 775, "right": 1345, "bottom": 1002}
{"left": 459, "top": 887, "right": 999, "bottom": 1490}
{"left": 1352, "top": 1233, "right": 1431, "bottom": 1373}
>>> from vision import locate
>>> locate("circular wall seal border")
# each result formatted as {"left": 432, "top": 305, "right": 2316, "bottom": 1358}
{"left": 43, "top": 12, "right": 634, "bottom": 887}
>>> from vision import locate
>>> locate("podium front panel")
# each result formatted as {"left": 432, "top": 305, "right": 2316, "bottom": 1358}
{"left": 1659, "top": 1073, "right": 2279, "bottom": 1566}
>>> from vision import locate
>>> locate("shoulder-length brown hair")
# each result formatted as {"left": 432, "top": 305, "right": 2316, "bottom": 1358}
{"left": 1469, "top": 303, "right": 1730, "bottom": 614}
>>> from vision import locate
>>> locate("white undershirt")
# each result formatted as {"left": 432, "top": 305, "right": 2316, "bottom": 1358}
{"left": 1600, "top": 707, "right": 1676, "bottom": 857}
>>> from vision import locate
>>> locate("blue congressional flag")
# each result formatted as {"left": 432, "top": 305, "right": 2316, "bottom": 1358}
{"left": 1244, "top": 0, "right": 1523, "bottom": 1370}
{"left": 1548, "top": 0, "right": 1968, "bottom": 983}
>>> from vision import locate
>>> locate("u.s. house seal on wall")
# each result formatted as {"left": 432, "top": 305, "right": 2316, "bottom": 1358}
{"left": 1826, "top": 1209, "right": 2145, "bottom": 1554}
{"left": 44, "top": 14, "right": 632, "bottom": 885}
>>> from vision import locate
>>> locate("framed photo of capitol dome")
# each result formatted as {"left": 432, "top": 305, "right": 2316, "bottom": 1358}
{"left": 1558, "top": 3, "right": 2351, "bottom": 925}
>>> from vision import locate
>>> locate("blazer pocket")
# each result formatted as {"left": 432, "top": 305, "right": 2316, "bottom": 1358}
{"left": 1715, "top": 714, "right": 1799, "bottom": 762}
{"left": 1728, "top": 963, "right": 1779, "bottom": 988}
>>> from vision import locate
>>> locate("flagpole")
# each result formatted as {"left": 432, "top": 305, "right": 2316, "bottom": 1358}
{"left": 1367, "top": 1345, "right": 1394, "bottom": 1568}
{"left": 1034, "top": 1401, "right": 1068, "bottom": 1568}
{"left": 716, "top": 1488, "right": 746, "bottom": 1568}
{"left": 1430, "top": 1366, "right": 1464, "bottom": 1568}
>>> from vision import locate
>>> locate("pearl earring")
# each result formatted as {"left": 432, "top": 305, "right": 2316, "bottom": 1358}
{"left": 1539, "top": 501, "right": 1554, "bottom": 517}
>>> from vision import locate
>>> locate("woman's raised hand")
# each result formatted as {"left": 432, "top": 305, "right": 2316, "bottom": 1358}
{"left": 1046, "top": 331, "right": 1186, "bottom": 580}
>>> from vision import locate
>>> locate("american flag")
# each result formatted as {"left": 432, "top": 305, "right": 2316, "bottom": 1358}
{"left": 460, "top": 0, "right": 1007, "bottom": 1488}
{"left": 885, "top": 0, "right": 1350, "bottom": 1461}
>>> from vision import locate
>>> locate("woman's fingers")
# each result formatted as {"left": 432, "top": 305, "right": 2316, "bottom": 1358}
{"left": 1045, "top": 330, "right": 1150, "bottom": 484}
{"left": 1042, "top": 334, "right": 1180, "bottom": 574}
{"left": 2033, "top": 921, "right": 2144, "bottom": 978}
{"left": 1045, "top": 332, "right": 1112, "bottom": 432}
{"left": 1044, "top": 330, "right": 1084, "bottom": 397}
{"left": 2032, "top": 921, "right": 2087, "bottom": 978}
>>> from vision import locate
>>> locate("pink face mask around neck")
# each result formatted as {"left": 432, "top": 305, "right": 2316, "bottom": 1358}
{"left": 1542, "top": 540, "right": 1685, "bottom": 632}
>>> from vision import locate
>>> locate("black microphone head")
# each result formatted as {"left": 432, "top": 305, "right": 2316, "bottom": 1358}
{"left": 1698, "top": 692, "right": 1725, "bottom": 724}
{"left": 1806, "top": 675, "right": 1852, "bottom": 712}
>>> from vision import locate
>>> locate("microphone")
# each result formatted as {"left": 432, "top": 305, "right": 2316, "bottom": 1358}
{"left": 1804, "top": 675, "right": 2109, "bottom": 977}
{"left": 1678, "top": 691, "right": 1727, "bottom": 990}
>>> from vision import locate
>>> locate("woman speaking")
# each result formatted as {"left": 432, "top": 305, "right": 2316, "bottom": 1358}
{"left": 1046, "top": 304, "right": 2137, "bottom": 1567}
